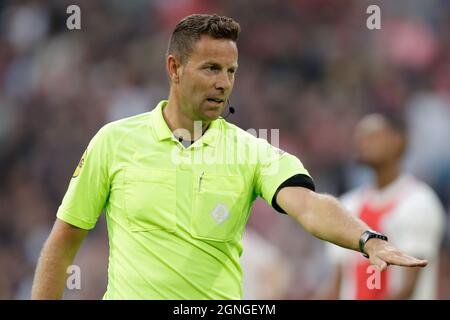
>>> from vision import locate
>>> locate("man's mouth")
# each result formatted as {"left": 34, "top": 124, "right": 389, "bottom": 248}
{"left": 206, "top": 98, "right": 224, "bottom": 104}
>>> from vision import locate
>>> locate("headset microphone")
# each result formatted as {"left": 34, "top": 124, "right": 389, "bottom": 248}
{"left": 223, "top": 100, "right": 236, "bottom": 119}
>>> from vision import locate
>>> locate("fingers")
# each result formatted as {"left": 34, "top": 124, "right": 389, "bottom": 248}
{"left": 385, "top": 254, "right": 428, "bottom": 267}
{"left": 367, "top": 242, "right": 429, "bottom": 270}
{"left": 370, "top": 255, "right": 388, "bottom": 272}
{"left": 373, "top": 249, "right": 428, "bottom": 269}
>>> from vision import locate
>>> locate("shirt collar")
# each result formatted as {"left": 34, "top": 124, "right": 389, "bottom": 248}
{"left": 151, "top": 100, "right": 221, "bottom": 147}
{"left": 198, "top": 117, "right": 221, "bottom": 147}
{"left": 151, "top": 100, "right": 174, "bottom": 142}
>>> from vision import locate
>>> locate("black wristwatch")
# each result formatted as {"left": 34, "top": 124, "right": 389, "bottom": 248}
{"left": 359, "top": 229, "right": 388, "bottom": 258}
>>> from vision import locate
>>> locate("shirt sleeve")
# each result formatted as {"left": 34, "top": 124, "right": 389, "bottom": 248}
{"left": 56, "top": 125, "right": 112, "bottom": 230}
{"left": 391, "top": 189, "right": 445, "bottom": 260}
{"left": 271, "top": 174, "right": 315, "bottom": 213}
{"left": 254, "top": 138, "right": 313, "bottom": 210}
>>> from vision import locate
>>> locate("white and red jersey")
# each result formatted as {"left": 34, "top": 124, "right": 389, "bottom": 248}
{"left": 327, "top": 175, "right": 445, "bottom": 300}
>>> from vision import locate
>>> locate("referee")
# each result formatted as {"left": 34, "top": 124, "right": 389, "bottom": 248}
{"left": 31, "top": 14, "right": 427, "bottom": 299}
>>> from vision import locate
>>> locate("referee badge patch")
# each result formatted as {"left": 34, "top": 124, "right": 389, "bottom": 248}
{"left": 211, "top": 204, "right": 230, "bottom": 224}
{"left": 72, "top": 150, "right": 87, "bottom": 178}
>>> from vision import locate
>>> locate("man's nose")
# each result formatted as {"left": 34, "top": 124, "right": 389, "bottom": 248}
{"left": 215, "top": 71, "right": 232, "bottom": 91}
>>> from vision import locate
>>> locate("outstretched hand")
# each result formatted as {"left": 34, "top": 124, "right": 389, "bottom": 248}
{"left": 364, "top": 238, "right": 428, "bottom": 272}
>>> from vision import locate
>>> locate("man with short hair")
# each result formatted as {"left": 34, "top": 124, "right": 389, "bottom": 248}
{"left": 32, "top": 14, "right": 427, "bottom": 300}
{"left": 324, "top": 113, "right": 445, "bottom": 299}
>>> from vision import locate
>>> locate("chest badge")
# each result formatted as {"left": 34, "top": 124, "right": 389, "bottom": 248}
{"left": 211, "top": 204, "right": 230, "bottom": 224}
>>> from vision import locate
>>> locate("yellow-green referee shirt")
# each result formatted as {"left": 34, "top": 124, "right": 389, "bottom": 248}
{"left": 57, "top": 100, "right": 314, "bottom": 299}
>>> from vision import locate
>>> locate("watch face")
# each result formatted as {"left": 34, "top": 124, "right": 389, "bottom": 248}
{"left": 369, "top": 230, "right": 386, "bottom": 238}
{"left": 359, "top": 230, "right": 388, "bottom": 258}
{"left": 369, "top": 230, "right": 388, "bottom": 241}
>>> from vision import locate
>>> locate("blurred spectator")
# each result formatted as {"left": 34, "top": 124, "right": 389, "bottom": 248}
{"left": 324, "top": 114, "right": 445, "bottom": 299}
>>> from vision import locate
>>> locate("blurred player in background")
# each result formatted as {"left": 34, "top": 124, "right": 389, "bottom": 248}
{"left": 325, "top": 113, "right": 445, "bottom": 300}
{"left": 241, "top": 227, "right": 293, "bottom": 299}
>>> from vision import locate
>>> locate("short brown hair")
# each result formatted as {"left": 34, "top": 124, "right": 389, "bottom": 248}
{"left": 167, "top": 14, "right": 241, "bottom": 64}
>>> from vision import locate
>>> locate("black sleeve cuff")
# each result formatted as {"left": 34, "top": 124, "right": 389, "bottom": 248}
{"left": 271, "top": 174, "right": 315, "bottom": 214}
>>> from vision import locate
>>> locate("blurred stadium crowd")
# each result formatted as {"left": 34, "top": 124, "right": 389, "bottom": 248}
{"left": 0, "top": 0, "right": 449, "bottom": 299}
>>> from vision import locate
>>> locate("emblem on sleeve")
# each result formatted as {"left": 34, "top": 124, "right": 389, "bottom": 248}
{"left": 72, "top": 150, "right": 87, "bottom": 178}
